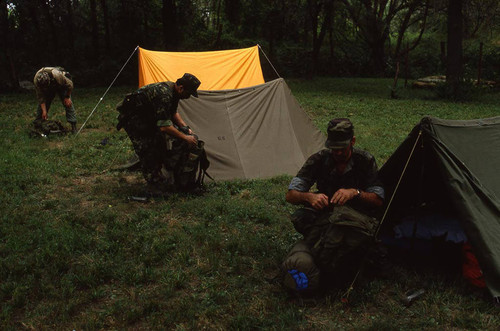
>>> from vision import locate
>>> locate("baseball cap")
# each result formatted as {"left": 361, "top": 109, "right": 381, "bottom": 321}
{"left": 177, "top": 73, "right": 201, "bottom": 97}
{"left": 325, "top": 118, "right": 354, "bottom": 149}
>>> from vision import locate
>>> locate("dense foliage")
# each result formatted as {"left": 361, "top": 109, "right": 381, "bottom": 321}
{"left": 1, "top": 0, "right": 499, "bottom": 89}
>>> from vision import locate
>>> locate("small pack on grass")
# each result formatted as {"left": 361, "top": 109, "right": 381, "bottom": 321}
{"left": 30, "top": 119, "right": 68, "bottom": 137}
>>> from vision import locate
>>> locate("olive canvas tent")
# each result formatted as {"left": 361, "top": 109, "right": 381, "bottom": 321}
{"left": 137, "top": 46, "right": 325, "bottom": 180}
{"left": 379, "top": 116, "right": 500, "bottom": 299}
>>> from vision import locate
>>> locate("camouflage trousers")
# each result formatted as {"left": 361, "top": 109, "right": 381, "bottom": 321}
{"left": 290, "top": 206, "right": 378, "bottom": 286}
{"left": 35, "top": 90, "right": 77, "bottom": 124}
{"left": 125, "top": 127, "right": 189, "bottom": 191}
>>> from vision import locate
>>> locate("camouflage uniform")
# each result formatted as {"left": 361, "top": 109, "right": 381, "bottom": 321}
{"left": 290, "top": 148, "right": 384, "bottom": 213}
{"left": 117, "top": 81, "right": 187, "bottom": 191}
{"left": 289, "top": 147, "right": 384, "bottom": 241}
{"left": 285, "top": 119, "right": 386, "bottom": 289}
{"left": 33, "top": 67, "right": 77, "bottom": 124}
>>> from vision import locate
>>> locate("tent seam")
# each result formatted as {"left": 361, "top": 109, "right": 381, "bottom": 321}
{"left": 224, "top": 91, "right": 247, "bottom": 178}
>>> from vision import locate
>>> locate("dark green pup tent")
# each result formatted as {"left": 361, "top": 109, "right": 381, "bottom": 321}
{"left": 379, "top": 116, "right": 500, "bottom": 300}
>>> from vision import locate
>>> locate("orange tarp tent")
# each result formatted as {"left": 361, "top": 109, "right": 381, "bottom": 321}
{"left": 138, "top": 46, "right": 265, "bottom": 90}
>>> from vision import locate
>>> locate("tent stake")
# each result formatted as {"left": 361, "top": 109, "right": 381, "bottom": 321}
{"left": 75, "top": 45, "right": 139, "bottom": 136}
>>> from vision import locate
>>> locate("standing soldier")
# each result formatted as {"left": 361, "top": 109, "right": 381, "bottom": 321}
{"left": 33, "top": 67, "right": 77, "bottom": 132}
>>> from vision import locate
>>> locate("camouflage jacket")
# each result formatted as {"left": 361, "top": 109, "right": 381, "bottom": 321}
{"left": 136, "top": 81, "right": 179, "bottom": 128}
{"left": 34, "top": 67, "right": 73, "bottom": 104}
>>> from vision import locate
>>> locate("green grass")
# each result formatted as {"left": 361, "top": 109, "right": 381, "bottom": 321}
{"left": 1, "top": 78, "right": 499, "bottom": 329}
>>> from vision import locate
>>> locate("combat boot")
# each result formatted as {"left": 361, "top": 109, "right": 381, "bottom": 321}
{"left": 71, "top": 122, "right": 77, "bottom": 133}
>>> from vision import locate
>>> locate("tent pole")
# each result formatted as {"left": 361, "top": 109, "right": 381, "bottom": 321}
{"left": 342, "top": 130, "right": 423, "bottom": 303}
{"left": 257, "top": 44, "right": 281, "bottom": 79}
{"left": 410, "top": 136, "right": 426, "bottom": 251}
{"left": 75, "top": 45, "right": 140, "bottom": 136}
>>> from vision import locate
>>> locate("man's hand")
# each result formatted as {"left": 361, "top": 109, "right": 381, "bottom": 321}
{"left": 286, "top": 190, "right": 329, "bottom": 210}
{"left": 307, "top": 193, "right": 330, "bottom": 210}
{"left": 63, "top": 97, "right": 72, "bottom": 108}
{"left": 308, "top": 193, "right": 328, "bottom": 210}
{"left": 41, "top": 103, "right": 48, "bottom": 120}
{"left": 184, "top": 134, "right": 198, "bottom": 148}
{"left": 330, "top": 188, "right": 358, "bottom": 206}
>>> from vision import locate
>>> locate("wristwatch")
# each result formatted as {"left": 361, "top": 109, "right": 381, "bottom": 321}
{"left": 356, "top": 189, "right": 361, "bottom": 198}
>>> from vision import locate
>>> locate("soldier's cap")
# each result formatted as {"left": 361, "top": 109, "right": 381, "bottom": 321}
{"left": 36, "top": 71, "right": 51, "bottom": 87}
{"left": 325, "top": 118, "right": 354, "bottom": 149}
{"left": 176, "top": 73, "right": 201, "bottom": 98}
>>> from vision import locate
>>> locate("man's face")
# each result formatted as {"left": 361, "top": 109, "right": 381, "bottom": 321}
{"left": 176, "top": 84, "right": 192, "bottom": 99}
{"left": 179, "top": 86, "right": 192, "bottom": 99}
{"left": 330, "top": 139, "right": 354, "bottom": 162}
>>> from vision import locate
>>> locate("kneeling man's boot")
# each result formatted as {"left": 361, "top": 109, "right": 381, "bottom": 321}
{"left": 71, "top": 122, "right": 77, "bottom": 133}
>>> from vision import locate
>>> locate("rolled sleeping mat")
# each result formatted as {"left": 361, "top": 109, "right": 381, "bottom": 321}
{"left": 282, "top": 240, "right": 320, "bottom": 294}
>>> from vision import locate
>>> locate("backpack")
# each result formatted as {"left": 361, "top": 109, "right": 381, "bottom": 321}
{"left": 30, "top": 119, "right": 68, "bottom": 137}
{"left": 172, "top": 139, "right": 212, "bottom": 192}
{"left": 287, "top": 205, "right": 379, "bottom": 291}
{"left": 116, "top": 91, "right": 154, "bottom": 134}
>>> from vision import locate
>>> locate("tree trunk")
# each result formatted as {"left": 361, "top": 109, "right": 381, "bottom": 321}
{"left": 142, "top": 0, "right": 150, "bottom": 44}
{"left": 40, "top": 0, "right": 59, "bottom": 63}
{"left": 26, "top": 2, "right": 42, "bottom": 50}
{"left": 440, "top": 41, "right": 446, "bottom": 72}
{"left": 100, "top": 0, "right": 111, "bottom": 50}
{"left": 215, "top": 0, "right": 222, "bottom": 30}
{"left": 370, "top": 39, "right": 387, "bottom": 76}
{"left": 90, "top": 0, "right": 99, "bottom": 63}
{"left": 65, "top": 0, "right": 75, "bottom": 66}
{"left": 162, "top": 0, "right": 177, "bottom": 49}
{"left": 477, "top": 42, "right": 483, "bottom": 85}
{"left": 446, "top": 0, "right": 463, "bottom": 95}
{"left": 308, "top": 0, "right": 333, "bottom": 77}
{"left": 1, "top": 0, "right": 19, "bottom": 89}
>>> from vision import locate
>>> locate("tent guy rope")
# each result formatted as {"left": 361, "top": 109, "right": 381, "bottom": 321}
{"left": 342, "top": 130, "right": 423, "bottom": 303}
{"left": 375, "top": 130, "right": 423, "bottom": 237}
{"left": 258, "top": 44, "right": 281, "bottom": 79}
{"left": 75, "top": 46, "right": 139, "bottom": 136}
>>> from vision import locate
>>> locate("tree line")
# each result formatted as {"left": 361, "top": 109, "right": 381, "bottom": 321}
{"left": 1, "top": 0, "right": 499, "bottom": 91}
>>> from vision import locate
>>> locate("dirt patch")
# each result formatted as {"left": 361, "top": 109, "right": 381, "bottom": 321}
{"left": 78, "top": 127, "right": 117, "bottom": 135}
{"left": 47, "top": 140, "right": 65, "bottom": 149}
{"left": 43, "top": 172, "right": 145, "bottom": 210}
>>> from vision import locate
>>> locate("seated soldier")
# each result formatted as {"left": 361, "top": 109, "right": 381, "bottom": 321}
{"left": 284, "top": 118, "right": 385, "bottom": 291}
{"left": 117, "top": 73, "right": 202, "bottom": 195}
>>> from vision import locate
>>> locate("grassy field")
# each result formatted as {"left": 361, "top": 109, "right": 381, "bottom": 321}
{"left": 1, "top": 78, "right": 499, "bottom": 329}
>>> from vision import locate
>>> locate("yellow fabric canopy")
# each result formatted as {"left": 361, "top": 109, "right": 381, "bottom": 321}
{"left": 138, "top": 46, "right": 265, "bottom": 90}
